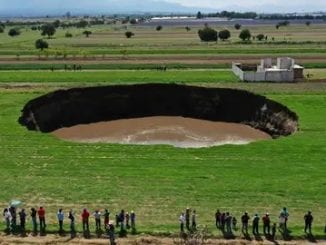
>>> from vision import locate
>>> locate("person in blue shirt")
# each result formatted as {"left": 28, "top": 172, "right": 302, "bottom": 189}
{"left": 57, "top": 209, "right": 64, "bottom": 233}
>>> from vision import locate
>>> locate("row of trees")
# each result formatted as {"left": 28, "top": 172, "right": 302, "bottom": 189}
{"left": 198, "top": 27, "right": 266, "bottom": 42}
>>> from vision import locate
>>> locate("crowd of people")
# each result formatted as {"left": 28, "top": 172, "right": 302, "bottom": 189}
{"left": 3, "top": 204, "right": 326, "bottom": 242}
{"left": 3, "top": 205, "right": 136, "bottom": 244}
{"left": 179, "top": 207, "right": 325, "bottom": 239}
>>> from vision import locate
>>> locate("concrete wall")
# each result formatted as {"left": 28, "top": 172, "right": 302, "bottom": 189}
{"left": 232, "top": 63, "right": 244, "bottom": 80}
{"left": 265, "top": 70, "right": 294, "bottom": 82}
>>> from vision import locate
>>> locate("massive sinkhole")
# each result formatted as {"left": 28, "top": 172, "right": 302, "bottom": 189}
{"left": 19, "top": 84, "right": 298, "bottom": 148}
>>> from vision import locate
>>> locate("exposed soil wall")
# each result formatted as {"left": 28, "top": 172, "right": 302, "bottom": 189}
{"left": 19, "top": 84, "right": 298, "bottom": 138}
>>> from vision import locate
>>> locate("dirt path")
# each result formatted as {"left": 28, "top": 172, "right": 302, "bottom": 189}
{"left": 0, "top": 234, "right": 325, "bottom": 244}
{"left": 52, "top": 116, "right": 271, "bottom": 148}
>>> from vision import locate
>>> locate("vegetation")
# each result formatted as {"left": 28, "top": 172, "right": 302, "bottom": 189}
{"left": 239, "top": 29, "right": 251, "bottom": 41}
{"left": 218, "top": 29, "right": 231, "bottom": 41}
{"left": 82, "top": 30, "right": 92, "bottom": 38}
{"left": 65, "top": 32, "right": 73, "bottom": 38}
{"left": 198, "top": 27, "right": 218, "bottom": 42}
{"left": 41, "top": 24, "right": 56, "bottom": 38}
{"left": 156, "top": 25, "right": 163, "bottom": 31}
{"left": 256, "top": 34, "right": 266, "bottom": 41}
{"left": 35, "top": 39, "right": 49, "bottom": 50}
{"left": 125, "top": 31, "right": 135, "bottom": 38}
{"left": 234, "top": 23, "right": 241, "bottom": 30}
{"left": 0, "top": 19, "right": 325, "bottom": 238}
{"left": 0, "top": 26, "right": 4, "bottom": 33}
{"left": 8, "top": 28, "right": 20, "bottom": 37}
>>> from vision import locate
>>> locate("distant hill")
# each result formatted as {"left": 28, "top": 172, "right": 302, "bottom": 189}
{"left": 0, "top": 0, "right": 214, "bottom": 17}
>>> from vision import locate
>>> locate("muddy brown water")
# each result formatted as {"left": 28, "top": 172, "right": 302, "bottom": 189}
{"left": 52, "top": 116, "right": 271, "bottom": 148}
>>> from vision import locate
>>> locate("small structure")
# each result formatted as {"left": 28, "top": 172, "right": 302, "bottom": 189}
{"left": 232, "top": 57, "right": 304, "bottom": 82}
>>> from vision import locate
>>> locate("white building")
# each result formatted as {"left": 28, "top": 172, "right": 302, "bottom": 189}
{"left": 232, "top": 57, "right": 304, "bottom": 82}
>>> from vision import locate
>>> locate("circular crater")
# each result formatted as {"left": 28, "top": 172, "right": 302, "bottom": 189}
{"left": 19, "top": 84, "right": 298, "bottom": 148}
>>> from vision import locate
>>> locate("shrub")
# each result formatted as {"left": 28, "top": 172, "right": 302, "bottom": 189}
{"left": 198, "top": 27, "right": 218, "bottom": 42}
{"left": 35, "top": 39, "right": 49, "bottom": 50}
{"left": 125, "top": 31, "right": 134, "bottom": 38}
{"left": 234, "top": 23, "right": 241, "bottom": 30}
{"left": 156, "top": 25, "right": 163, "bottom": 31}
{"left": 8, "top": 28, "right": 20, "bottom": 37}
{"left": 239, "top": 29, "right": 251, "bottom": 41}
{"left": 218, "top": 29, "right": 231, "bottom": 41}
{"left": 256, "top": 34, "right": 265, "bottom": 41}
{"left": 65, "top": 32, "right": 73, "bottom": 38}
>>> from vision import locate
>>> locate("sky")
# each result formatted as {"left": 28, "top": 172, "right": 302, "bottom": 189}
{"left": 0, "top": 0, "right": 325, "bottom": 16}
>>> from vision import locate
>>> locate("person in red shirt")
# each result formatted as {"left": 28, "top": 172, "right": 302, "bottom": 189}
{"left": 37, "top": 207, "right": 46, "bottom": 232}
{"left": 81, "top": 208, "right": 90, "bottom": 233}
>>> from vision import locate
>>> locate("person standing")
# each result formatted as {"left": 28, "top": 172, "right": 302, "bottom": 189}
{"left": 232, "top": 216, "right": 237, "bottom": 230}
{"left": 38, "top": 206, "right": 46, "bottom": 232}
{"left": 125, "top": 212, "right": 130, "bottom": 229}
{"left": 57, "top": 209, "right": 64, "bottom": 233}
{"left": 130, "top": 211, "right": 136, "bottom": 230}
{"left": 30, "top": 208, "right": 37, "bottom": 233}
{"left": 215, "top": 209, "right": 221, "bottom": 228}
{"left": 185, "top": 208, "right": 190, "bottom": 231}
{"left": 179, "top": 213, "right": 185, "bottom": 233}
{"left": 241, "top": 212, "right": 250, "bottom": 235}
{"left": 81, "top": 208, "right": 90, "bottom": 233}
{"left": 118, "top": 210, "right": 125, "bottom": 231}
{"left": 93, "top": 210, "right": 101, "bottom": 231}
{"left": 108, "top": 222, "right": 115, "bottom": 245}
{"left": 3, "top": 208, "right": 11, "bottom": 231}
{"left": 252, "top": 214, "right": 260, "bottom": 235}
{"left": 225, "top": 212, "right": 232, "bottom": 234}
{"left": 9, "top": 206, "right": 16, "bottom": 231}
{"left": 304, "top": 211, "right": 313, "bottom": 234}
{"left": 18, "top": 209, "right": 26, "bottom": 231}
{"left": 262, "top": 213, "right": 271, "bottom": 235}
{"left": 271, "top": 223, "right": 277, "bottom": 239}
{"left": 104, "top": 209, "right": 110, "bottom": 229}
{"left": 68, "top": 209, "right": 75, "bottom": 237}
{"left": 191, "top": 209, "right": 197, "bottom": 231}
{"left": 280, "top": 207, "right": 289, "bottom": 231}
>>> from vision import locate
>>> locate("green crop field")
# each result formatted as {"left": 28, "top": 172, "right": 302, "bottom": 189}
{"left": 0, "top": 18, "right": 326, "bottom": 241}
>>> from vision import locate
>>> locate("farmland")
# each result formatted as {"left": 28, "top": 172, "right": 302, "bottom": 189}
{"left": 0, "top": 17, "right": 326, "bottom": 241}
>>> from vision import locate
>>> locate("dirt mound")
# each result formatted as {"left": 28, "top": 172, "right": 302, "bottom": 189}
{"left": 52, "top": 116, "right": 271, "bottom": 148}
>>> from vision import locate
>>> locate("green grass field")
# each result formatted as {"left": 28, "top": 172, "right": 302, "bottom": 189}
{"left": 0, "top": 20, "right": 325, "bottom": 240}
{"left": 0, "top": 80, "right": 326, "bottom": 237}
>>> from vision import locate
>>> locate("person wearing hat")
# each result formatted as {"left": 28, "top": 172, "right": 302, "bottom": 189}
{"left": 252, "top": 213, "right": 260, "bottom": 235}
{"left": 262, "top": 212, "right": 271, "bottom": 235}
{"left": 304, "top": 211, "right": 313, "bottom": 234}
{"left": 241, "top": 211, "right": 250, "bottom": 235}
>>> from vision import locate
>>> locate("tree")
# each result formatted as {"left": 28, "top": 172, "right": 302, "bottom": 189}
{"left": 234, "top": 23, "right": 242, "bottom": 30}
{"left": 65, "top": 32, "right": 73, "bottom": 38}
{"left": 76, "top": 19, "right": 88, "bottom": 28}
{"left": 196, "top": 11, "right": 203, "bottom": 19}
{"left": 53, "top": 20, "right": 61, "bottom": 28}
{"left": 41, "top": 24, "right": 56, "bottom": 38}
{"left": 35, "top": 39, "right": 49, "bottom": 50}
{"left": 129, "top": 18, "right": 137, "bottom": 24}
{"left": 0, "top": 26, "right": 4, "bottom": 33}
{"left": 125, "top": 31, "right": 134, "bottom": 38}
{"left": 256, "top": 34, "right": 265, "bottom": 41}
{"left": 156, "top": 25, "right": 163, "bottom": 31}
{"left": 305, "top": 21, "right": 311, "bottom": 26}
{"left": 218, "top": 29, "right": 231, "bottom": 41}
{"left": 8, "top": 28, "right": 20, "bottom": 37}
{"left": 198, "top": 27, "right": 218, "bottom": 42}
{"left": 185, "top": 26, "right": 191, "bottom": 32}
{"left": 83, "top": 30, "right": 92, "bottom": 37}
{"left": 239, "top": 29, "right": 251, "bottom": 41}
